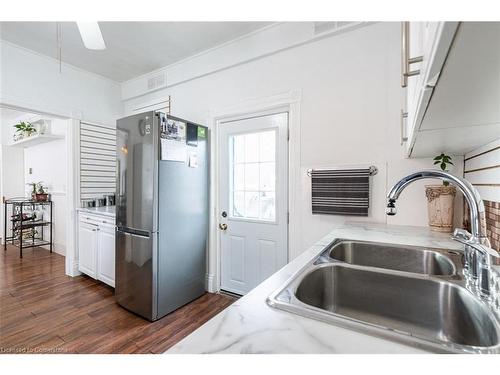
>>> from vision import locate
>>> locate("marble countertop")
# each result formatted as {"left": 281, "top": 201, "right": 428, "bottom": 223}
{"left": 77, "top": 206, "right": 116, "bottom": 218}
{"left": 166, "top": 222, "right": 464, "bottom": 354}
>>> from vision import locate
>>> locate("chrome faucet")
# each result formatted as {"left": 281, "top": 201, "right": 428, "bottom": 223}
{"left": 386, "top": 170, "right": 499, "bottom": 300}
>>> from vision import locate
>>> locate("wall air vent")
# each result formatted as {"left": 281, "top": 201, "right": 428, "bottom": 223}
{"left": 147, "top": 72, "right": 167, "bottom": 91}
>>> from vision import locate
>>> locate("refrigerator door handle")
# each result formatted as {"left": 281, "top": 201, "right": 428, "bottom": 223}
{"left": 116, "top": 227, "right": 151, "bottom": 238}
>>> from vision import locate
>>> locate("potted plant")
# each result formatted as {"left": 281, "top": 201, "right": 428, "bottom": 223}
{"left": 35, "top": 182, "right": 49, "bottom": 202}
{"left": 13, "top": 121, "right": 37, "bottom": 141}
{"left": 425, "top": 153, "right": 456, "bottom": 232}
{"left": 27, "top": 182, "right": 48, "bottom": 201}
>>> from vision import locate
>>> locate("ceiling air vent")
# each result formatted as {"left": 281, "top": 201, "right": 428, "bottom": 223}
{"left": 314, "top": 22, "right": 359, "bottom": 35}
{"left": 147, "top": 72, "right": 167, "bottom": 91}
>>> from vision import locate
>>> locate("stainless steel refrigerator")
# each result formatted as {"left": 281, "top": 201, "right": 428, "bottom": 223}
{"left": 115, "top": 111, "right": 208, "bottom": 321}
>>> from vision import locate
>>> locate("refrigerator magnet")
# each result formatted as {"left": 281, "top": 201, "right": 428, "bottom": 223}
{"left": 188, "top": 153, "right": 199, "bottom": 168}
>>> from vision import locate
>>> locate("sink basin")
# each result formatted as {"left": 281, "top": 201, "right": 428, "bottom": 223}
{"left": 267, "top": 239, "right": 500, "bottom": 353}
{"left": 295, "top": 264, "right": 499, "bottom": 349}
{"left": 328, "top": 240, "right": 456, "bottom": 276}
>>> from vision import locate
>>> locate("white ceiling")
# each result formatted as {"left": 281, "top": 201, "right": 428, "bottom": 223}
{"left": 0, "top": 22, "right": 273, "bottom": 82}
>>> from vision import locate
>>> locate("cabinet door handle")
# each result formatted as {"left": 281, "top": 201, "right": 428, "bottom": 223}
{"left": 401, "top": 22, "right": 424, "bottom": 88}
{"left": 400, "top": 110, "right": 409, "bottom": 145}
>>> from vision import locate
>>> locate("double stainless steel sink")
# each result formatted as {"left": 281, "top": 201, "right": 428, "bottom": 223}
{"left": 267, "top": 239, "right": 500, "bottom": 353}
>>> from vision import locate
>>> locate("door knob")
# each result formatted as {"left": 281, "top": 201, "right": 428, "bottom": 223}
{"left": 219, "top": 223, "right": 228, "bottom": 231}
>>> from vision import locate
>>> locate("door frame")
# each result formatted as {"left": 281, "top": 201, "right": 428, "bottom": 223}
{"left": 0, "top": 100, "right": 80, "bottom": 277}
{"left": 207, "top": 89, "right": 302, "bottom": 293}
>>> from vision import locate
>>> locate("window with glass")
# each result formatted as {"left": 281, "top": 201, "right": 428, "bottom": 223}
{"left": 229, "top": 130, "right": 276, "bottom": 222}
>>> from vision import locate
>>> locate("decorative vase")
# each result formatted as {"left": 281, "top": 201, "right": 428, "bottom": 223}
{"left": 425, "top": 185, "right": 456, "bottom": 232}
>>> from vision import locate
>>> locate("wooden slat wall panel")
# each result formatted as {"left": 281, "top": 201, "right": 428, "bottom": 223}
{"left": 464, "top": 138, "right": 500, "bottom": 203}
{"left": 80, "top": 122, "right": 116, "bottom": 200}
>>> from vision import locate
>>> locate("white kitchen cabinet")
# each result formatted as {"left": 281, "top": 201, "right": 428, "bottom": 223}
{"left": 402, "top": 22, "right": 500, "bottom": 158}
{"left": 97, "top": 223, "right": 115, "bottom": 287}
{"left": 400, "top": 22, "right": 459, "bottom": 156}
{"left": 78, "top": 212, "right": 115, "bottom": 287}
{"left": 78, "top": 221, "right": 98, "bottom": 278}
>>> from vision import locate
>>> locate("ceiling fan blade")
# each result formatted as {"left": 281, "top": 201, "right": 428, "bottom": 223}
{"left": 76, "top": 22, "right": 106, "bottom": 50}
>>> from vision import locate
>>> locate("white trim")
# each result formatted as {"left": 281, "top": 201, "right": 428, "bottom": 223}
{"left": 71, "top": 260, "right": 81, "bottom": 276}
{"left": 0, "top": 95, "right": 80, "bottom": 121}
{"left": 205, "top": 273, "right": 215, "bottom": 292}
{"left": 52, "top": 242, "right": 66, "bottom": 256}
{"left": 207, "top": 89, "right": 301, "bottom": 293}
{"left": 65, "top": 119, "right": 80, "bottom": 277}
{"left": 127, "top": 97, "right": 171, "bottom": 115}
{"left": 0, "top": 104, "right": 79, "bottom": 276}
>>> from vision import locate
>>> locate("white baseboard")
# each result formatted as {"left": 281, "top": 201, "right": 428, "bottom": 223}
{"left": 52, "top": 242, "right": 66, "bottom": 256}
{"left": 67, "top": 260, "right": 81, "bottom": 277}
{"left": 206, "top": 273, "right": 217, "bottom": 293}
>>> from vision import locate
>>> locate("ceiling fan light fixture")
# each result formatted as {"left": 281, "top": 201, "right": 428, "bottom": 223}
{"left": 76, "top": 22, "right": 106, "bottom": 50}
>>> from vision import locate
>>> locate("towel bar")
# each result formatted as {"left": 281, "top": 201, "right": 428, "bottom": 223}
{"left": 307, "top": 165, "right": 378, "bottom": 177}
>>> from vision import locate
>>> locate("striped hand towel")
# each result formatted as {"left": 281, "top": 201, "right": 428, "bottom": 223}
{"left": 311, "top": 168, "right": 370, "bottom": 216}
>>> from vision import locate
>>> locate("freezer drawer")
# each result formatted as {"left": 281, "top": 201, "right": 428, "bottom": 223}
{"left": 115, "top": 229, "right": 156, "bottom": 320}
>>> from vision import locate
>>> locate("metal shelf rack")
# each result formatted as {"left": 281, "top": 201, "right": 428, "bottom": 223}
{"left": 3, "top": 198, "right": 53, "bottom": 258}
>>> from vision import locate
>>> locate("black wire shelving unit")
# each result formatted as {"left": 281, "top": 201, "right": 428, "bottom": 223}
{"left": 3, "top": 197, "right": 53, "bottom": 258}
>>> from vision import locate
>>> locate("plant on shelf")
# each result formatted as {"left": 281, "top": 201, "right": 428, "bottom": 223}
{"left": 27, "top": 181, "right": 49, "bottom": 202}
{"left": 13, "top": 121, "right": 37, "bottom": 141}
{"left": 425, "top": 153, "right": 456, "bottom": 233}
{"left": 35, "top": 182, "right": 49, "bottom": 202}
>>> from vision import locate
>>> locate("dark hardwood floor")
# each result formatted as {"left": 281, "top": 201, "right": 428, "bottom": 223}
{"left": 0, "top": 245, "right": 235, "bottom": 354}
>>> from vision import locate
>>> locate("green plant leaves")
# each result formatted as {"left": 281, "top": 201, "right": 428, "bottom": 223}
{"left": 13, "top": 121, "right": 36, "bottom": 134}
{"left": 433, "top": 153, "right": 453, "bottom": 172}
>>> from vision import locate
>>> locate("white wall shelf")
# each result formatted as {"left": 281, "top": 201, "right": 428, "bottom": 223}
{"left": 11, "top": 134, "right": 64, "bottom": 148}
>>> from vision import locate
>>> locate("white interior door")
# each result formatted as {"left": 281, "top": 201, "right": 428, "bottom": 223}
{"left": 219, "top": 112, "right": 288, "bottom": 295}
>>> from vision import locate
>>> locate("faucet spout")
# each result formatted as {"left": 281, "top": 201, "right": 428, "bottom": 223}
{"left": 386, "top": 170, "right": 487, "bottom": 242}
{"left": 386, "top": 170, "right": 499, "bottom": 300}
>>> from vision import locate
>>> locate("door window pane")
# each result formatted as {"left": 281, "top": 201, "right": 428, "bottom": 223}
{"left": 233, "top": 192, "right": 245, "bottom": 218}
{"left": 234, "top": 164, "right": 245, "bottom": 191}
{"left": 244, "top": 163, "right": 259, "bottom": 191}
{"left": 259, "top": 131, "right": 275, "bottom": 162}
{"left": 244, "top": 133, "right": 259, "bottom": 163}
{"left": 244, "top": 192, "right": 259, "bottom": 219}
{"left": 259, "top": 162, "right": 275, "bottom": 191}
{"left": 230, "top": 130, "right": 277, "bottom": 222}
{"left": 260, "top": 192, "right": 275, "bottom": 221}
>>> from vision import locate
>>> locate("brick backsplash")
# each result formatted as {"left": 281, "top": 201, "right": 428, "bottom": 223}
{"left": 463, "top": 200, "right": 500, "bottom": 251}
{"left": 484, "top": 200, "right": 500, "bottom": 251}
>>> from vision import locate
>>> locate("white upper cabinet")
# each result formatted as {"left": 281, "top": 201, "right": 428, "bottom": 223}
{"left": 403, "top": 22, "right": 500, "bottom": 158}
{"left": 401, "top": 22, "right": 460, "bottom": 157}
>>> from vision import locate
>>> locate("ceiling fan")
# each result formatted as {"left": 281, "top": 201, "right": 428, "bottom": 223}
{"left": 76, "top": 22, "right": 106, "bottom": 50}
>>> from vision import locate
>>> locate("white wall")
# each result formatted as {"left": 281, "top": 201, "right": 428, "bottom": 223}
{"left": 0, "top": 40, "right": 123, "bottom": 125}
{"left": 123, "top": 22, "right": 464, "bottom": 255}
{"left": 23, "top": 118, "right": 68, "bottom": 255}
{"left": 0, "top": 111, "right": 25, "bottom": 242}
